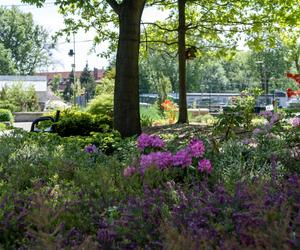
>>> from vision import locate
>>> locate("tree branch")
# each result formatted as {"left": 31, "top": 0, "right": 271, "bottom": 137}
{"left": 140, "top": 40, "right": 178, "bottom": 46}
{"left": 142, "top": 22, "right": 178, "bottom": 32}
{"left": 106, "top": 0, "right": 121, "bottom": 15}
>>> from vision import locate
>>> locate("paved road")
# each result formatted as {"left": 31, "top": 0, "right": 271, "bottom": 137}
{"left": 13, "top": 122, "right": 32, "bottom": 132}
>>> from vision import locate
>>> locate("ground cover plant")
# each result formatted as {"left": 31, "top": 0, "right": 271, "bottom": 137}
{"left": 0, "top": 110, "right": 299, "bottom": 249}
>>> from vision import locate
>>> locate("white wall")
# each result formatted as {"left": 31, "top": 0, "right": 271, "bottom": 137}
{"left": 0, "top": 77, "right": 47, "bottom": 92}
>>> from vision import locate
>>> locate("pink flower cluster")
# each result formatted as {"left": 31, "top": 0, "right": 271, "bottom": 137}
{"left": 124, "top": 135, "right": 213, "bottom": 177}
{"left": 260, "top": 111, "right": 280, "bottom": 126}
{"left": 198, "top": 159, "right": 213, "bottom": 174}
{"left": 173, "top": 149, "right": 192, "bottom": 168}
{"left": 291, "top": 117, "right": 300, "bottom": 127}
{"left": 187, "top": 139, "right": 205, "bottom": 158}
{"left": 123, "top": 166, "right": 136, "bottom": 177}
{"left": 137, "top": 133, "right": 165, "bottom": 151}
{"left": 140, "top": 151, "right": 173, "bottom": 172}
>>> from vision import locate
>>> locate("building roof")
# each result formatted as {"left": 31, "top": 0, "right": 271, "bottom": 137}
{"left": 0, "top": 75, "right": 47, "bottom": 81}
{"left": 36, "top": 71, "right": 82, "bottom": 79}
{"left": 36, "top": 68, "right": 105, "bottom": 81}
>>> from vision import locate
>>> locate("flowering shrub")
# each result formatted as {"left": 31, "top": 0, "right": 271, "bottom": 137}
{"left": 0, "top": 128, "right": 299, "bottom": 249}
{"left": 198, "top": 159, "right": 213, "bottom": 174}
{"left": 96, "top": 175, "right": 300, "bottom": 249}
{"left": 291, "top": 117, "right": 300, "bottom": 127}
{"left": 126, "top": 134, "right": 212, "bottom": 178}
{"left": 161, "top": 99, "right": 177, "bottom": 124}
{"left": 137, "top": 133, "right": 165, "bottom": 152}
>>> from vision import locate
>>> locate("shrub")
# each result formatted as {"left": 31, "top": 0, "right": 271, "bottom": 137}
{"left": 86, "top": 94, "right": 113, "bottom": 117}
{"left": 0, "top": 100, "right": 17, "bottom": 112}
{"left": 193, "top": 113, "right": 217, "bottom": 125}
{"left": 4, "top": 83, "right": 39, "bottom": 112}
{"left": 0, "top": 109, "right": 13, "bottom": 124}
{"left": 0, "top": 122, "right": 6, "bottom": 130}
{"left": 52, "top": 109, "right": 113, "bottom": 137}
{"left": 140, "top": 114, "right": 153, "bottom": 127}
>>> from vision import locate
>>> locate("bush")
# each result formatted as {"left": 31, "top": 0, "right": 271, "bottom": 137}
{"left": 0, "top": 100, "right": 17, "bottom": 112}
{"left": 193, "top": 113, "right": 217, "bottom": 125}
{"left": 86, "top": 94, "right": 113, "bottom": 117}
{"left": 2, "top": 83, "right": 39, "bottom": 112}
{"left": 0, "top": 109, "right": 13, "bottom": 124}
{"left": 0, "top": 123, "right": 6, "bottom": 130}
{"left": 52, "top": 109, "right": 113, "bottom": 137}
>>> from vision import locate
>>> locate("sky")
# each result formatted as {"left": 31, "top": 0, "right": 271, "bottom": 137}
{"left": 0, "top": 0, "right": 164, "bottom": 73}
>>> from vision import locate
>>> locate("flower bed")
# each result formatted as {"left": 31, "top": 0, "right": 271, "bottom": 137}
{"left": 0, "top": 110, "right": 299, "bottom": 249}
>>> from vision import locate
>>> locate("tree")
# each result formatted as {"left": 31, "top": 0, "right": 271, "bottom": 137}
{"left": 0, "top": 7, "right": 54, "bottom": 75}
{"left": 23, "top": 0, "right": 147, "bottom": 137}
{"left": 143, "top": 0, "right": 300, "bottom": 121}
{"left": 80, "top": 64, "right": 96, "bottom": 101}
{"left": 51, "top": 74, "right": 61, "bottom": 93}
{"left": 23, "top": 0, "right": 300, "bottom": 136}
{"left": 63, "top": 71, "right": 74, "bottom": 103}
{"left": 0, "top": 44, "right": 15, "bottom": 75}
{"left": 248, "top": 44, "right": 293, "bottom": 93}
{"left": 280, "top": 30, "right": 300, "bottom": 74}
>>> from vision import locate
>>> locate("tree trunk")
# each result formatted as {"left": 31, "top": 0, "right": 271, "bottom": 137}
{"left": 114, "top": 2, "right": 145, "bottom": 137}
{"left": 177, "top": 0, "right": 188, "bottom": 123}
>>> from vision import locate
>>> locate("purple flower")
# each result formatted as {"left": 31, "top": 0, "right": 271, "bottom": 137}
{"left": 173, "top": 149, "right": 192, "bottom": 168}
{"left": 198, "top": 159, "right": 213, "bottom": 174}
{"left": 137, "top": 133, "right": 165, "bottom": 151}
{"left": 253, "top": 128, "right": 263, "bottom": 136}
{"left": 84, "top": 144, "right": 98, "bottom": 153}
{"left": 269, "top": 113, "right": 280, "bottom": 125}
{"left": 123, "top": 166, "right": 136, "bottom": 177}
{"left": 291, "top": 117, "right": 300, "bottom": 127}
{"left": 260, "top": 110, "right": 273, "bottom": 118}
{"left": 140, "top": 151, "right": 173, "bottom": 173}
{"left": 187, "top": 139, "right": 205, "bottom": 158}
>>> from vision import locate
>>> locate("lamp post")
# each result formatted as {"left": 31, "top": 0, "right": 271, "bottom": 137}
{"left": 68, "top": 33, "right": 76, "bottom": 106}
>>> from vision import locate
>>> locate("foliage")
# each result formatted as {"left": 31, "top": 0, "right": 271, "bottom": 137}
{"left": 192, "top": 113, "right": 217, "bottom": 125}
{"left": 63, "top": 71, "right": 74, "bottom": 103}
{"left": 140, "top": 114, "right": 154, "bottom": 127}
{"left": 50, "top": 74, "right": 61, "bottom": 93}
{"left": 0, "top": 100, "right": 17, "bottom": 112}
{"left": 52, "top": 108, "right": 113, "bottom": 137}
{"left": 0, "top": 43, "right": 15, "bottom": 75}
{"left": 0, "top": 109, "right": 14, "bottom": 124}
{"left": 80, "top": 64, "right": 96, "bottom": 100}
{"left": 0, "top": 122, "right": 6, "bottom": 131}
{"left": 0, "top": 7, "right": 53, "bottom": 74}
{"left": 96, "top": 68, "right": 115, "bottom": 96}
{"left": 86, "top": 94, "right": 113, "bottom": 118}
{"left": 140, "top": 104, "right": 163, "bottom": 122}
{"left": 214, "top": 88, "right": 263, "bottom": 139}
{"left": 0, "top": 83, "right": 39, "bottom": 112}
{"left": 0, "top": 112, "right": 299, "bottom": 249}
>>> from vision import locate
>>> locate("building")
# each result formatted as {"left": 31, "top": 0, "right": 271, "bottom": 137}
{"left": 36, "top": 67, "right": 105, "bottom": 92}
{"left": 0, "top": 75, "right": 48, "bottom": 108}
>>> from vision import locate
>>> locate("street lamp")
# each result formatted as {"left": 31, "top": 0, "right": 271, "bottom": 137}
{"left": 68, "top": 32, "right": 76, "bottom": 106}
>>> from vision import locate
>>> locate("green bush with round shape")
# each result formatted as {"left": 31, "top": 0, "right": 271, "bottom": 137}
{"left": 0, "top": 108, "right": 14, "bottom": 124}
{"left": 86, "top": 94, "right": 113, "bottom": 117}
